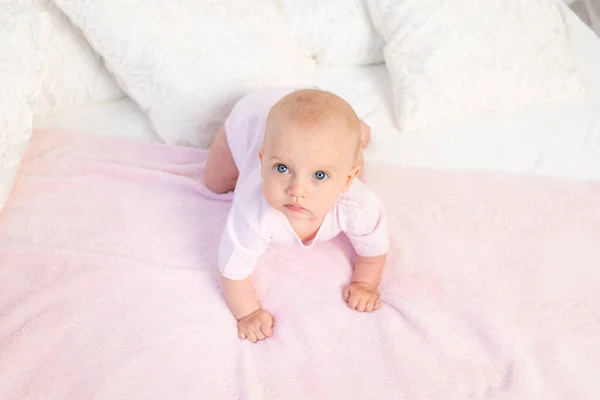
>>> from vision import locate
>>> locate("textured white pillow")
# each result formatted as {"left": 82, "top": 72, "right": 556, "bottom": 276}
{"left": 33, "top": 0, "right": 124, "bottom": 118}
{"left": 282, "top": 0, "right": 384, "bottom": 66}
{"left": 367, "top": 0, "right": 587, "bottom": 132}
{"left": 0, "top": 3, "right": 48, "bottom": 211}
{"left": 53, "top": 0, "right": 317, "bottom": 148}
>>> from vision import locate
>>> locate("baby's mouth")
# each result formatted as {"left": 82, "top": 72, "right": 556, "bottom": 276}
{"left": 284, "top": 203, "right": 305, "bottom": 213}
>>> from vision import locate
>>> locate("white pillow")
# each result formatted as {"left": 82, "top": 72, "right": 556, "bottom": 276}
{"left": 53, "top": 0, "right": 317, "bottom": 148}
{"left": 33, "top": 0, "right": 124, "bottom": 118}
{"left": 0, "top": 3, "right": 48, "bottom": 212}
{"left": 282, "top": 0, "right": 384, "bottom": 66}
{"left": 367, "top": 0, "right": 587, "bottom": 132}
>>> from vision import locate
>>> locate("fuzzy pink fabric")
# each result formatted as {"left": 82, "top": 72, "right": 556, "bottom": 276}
{"left": 1, "top": 130, "right": 600, "bottom": 400}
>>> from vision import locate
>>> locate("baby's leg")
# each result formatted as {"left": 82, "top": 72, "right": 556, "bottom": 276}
{"left": 357, "top": 150, "right": 365, "bottom": 180}
{"left": 205, "top": 125, "right": 239, "bottom": 194}
{"left": 357, "top": 120, "right": 370, "bottom": 180}
{"left": 360, "top": 120, "right": 371, "bottom": 149}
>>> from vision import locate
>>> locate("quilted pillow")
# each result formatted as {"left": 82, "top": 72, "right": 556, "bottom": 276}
{"left": 0, "top": 3, "right": 47, "bottom": 212}
{"left": 53, "top": 0, "right": 317, "bottom": 148}
{"left": 282, "top": 0, "right": 384, "bottom": 66}
{"left": 33, "top": 0, "right": 124, "bottom": 118}
{"left": 367, "top": 0, "right": 587, "bottom": 132}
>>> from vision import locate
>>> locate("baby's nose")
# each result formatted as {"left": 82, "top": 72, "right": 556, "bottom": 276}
{"left": 287, "top": 180, "right": 307, "bottom": 198}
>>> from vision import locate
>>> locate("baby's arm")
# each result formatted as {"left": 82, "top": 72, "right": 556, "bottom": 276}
{"left": 221, "top": 275, "right": 261, "bottom": 319}
{"left": 352, "top": 254, "right": 386, "bottom": 287}
{"left": 221, "top": 276, "right": 274, "bottom": 343}
{"left": 341, "top": 181, "right": 389, "bottom": 313}
{"left": 343, "top": 254, "right": 387, "bottom": 312}
{"left": 219, "top": 204, "right": 274, "bottom": 343}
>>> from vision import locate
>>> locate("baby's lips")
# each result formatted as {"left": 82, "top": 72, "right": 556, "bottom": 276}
{"left": 284, "top": 203, "right": 304, "bottom": 212}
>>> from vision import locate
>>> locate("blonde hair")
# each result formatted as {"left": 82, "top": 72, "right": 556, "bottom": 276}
{"left": 266, "top": 89, "right": 361, "bottom": 156}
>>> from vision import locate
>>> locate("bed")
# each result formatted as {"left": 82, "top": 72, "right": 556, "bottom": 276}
{"left": 2, "top": 1, "right": 600, "bottom": 399}
{"left": 33, "top": 1, "right": 600, "bottom": 180}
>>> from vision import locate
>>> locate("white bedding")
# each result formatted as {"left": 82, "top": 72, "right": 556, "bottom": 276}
{"left": 33, "top": 98, "right": 159, "bottom": 142}
{"left": 33, "top": 3, "right": 600, "bottom": 180}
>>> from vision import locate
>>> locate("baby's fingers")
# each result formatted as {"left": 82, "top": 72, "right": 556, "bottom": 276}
{"left": 356, "top": 298, "right": 368, "bottom": 312}
{"left": 374, "top": 298, "right": 382, "bottom": 310}
{"left": 365, "top": 297, "right": 376, "bottom": 312}
{"left": 246, "top": 330, "right": 259, "bottom": 343}
{"left": 253, "top": 325, "right": 266, "bottom": 341}
{"left": 348, "top": 294, "right": 360, "bottom": 310}
{"left": 260, "top": 322, "right": 273, "bottom": 337}
{"left": 238, "top": 331, "right": 247, "bottom": 340}
{"left": 342, "top": 286, "right": 351, "bottom": 302}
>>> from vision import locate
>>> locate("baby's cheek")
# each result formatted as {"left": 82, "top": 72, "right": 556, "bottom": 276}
{"left": 314, "top": 186, "right": 341, "bottom": 212}
{"left": 263, "top": 179, "right": 281, "bottom": 206}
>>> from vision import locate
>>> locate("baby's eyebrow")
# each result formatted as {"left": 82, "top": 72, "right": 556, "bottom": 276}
{"left": 317, "top": 165, "right": 337, "bottom": 173}
{"left": 269, "top": 156, "right": 292, "bottom": 166}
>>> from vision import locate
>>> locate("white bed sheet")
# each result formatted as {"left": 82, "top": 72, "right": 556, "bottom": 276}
{"left": 33, "top": 98, "right": 159, "bottom": 142}
{"left": 33, "top": 3, "right": 600, "bottom": 180}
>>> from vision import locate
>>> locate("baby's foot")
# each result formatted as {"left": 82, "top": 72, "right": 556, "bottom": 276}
{"left": 360, "top": 120, "right": 371, "bottom": 149}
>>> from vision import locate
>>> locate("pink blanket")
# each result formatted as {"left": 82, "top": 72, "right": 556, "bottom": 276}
{"left": 1, "top": 131, "right": 600, "bottom": 400}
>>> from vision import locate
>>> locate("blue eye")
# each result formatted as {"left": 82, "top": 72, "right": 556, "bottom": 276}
{"left": 314, "top": 171, "right": 328, "bottom": 181}
{"left": 275, "top": 164, "right": 289, "bottom": 174}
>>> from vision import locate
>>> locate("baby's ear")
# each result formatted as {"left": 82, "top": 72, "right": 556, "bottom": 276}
{"left": 258, "top": 149, "right": 264, "bottom": 176}
{"left": 343, "top": 165, "right": 361, "bottom": 192}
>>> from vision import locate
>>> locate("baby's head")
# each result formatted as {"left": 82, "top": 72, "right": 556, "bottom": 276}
{"left": 259, "top": 89, "right": 362, "bottom": 222}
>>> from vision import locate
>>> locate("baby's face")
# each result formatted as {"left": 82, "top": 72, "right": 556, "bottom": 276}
{"left": 260, "top": 118, "right": 359, "bottom": 222}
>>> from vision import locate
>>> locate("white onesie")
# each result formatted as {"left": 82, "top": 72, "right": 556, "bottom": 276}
{"left": 218, "top": 87, "right": 389, "bottom": 280}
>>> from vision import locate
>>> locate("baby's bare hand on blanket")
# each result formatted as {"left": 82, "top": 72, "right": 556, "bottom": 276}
{"left": 343, "top": 282, "right": 381, "bottom": 312}
{"left": 237, "top": 309, "right": 274, "bottom": 343}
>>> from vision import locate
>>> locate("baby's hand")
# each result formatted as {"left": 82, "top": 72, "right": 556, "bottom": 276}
{"left": 237, "top": 309, "right": 274, "bottom": 343}
{"left": 343, "top": 282, "right": 381, "bottom": 312}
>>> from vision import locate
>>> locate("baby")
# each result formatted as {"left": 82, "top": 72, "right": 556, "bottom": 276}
{"left": 205, "top": 87, "right": 389, "bottom": 343}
